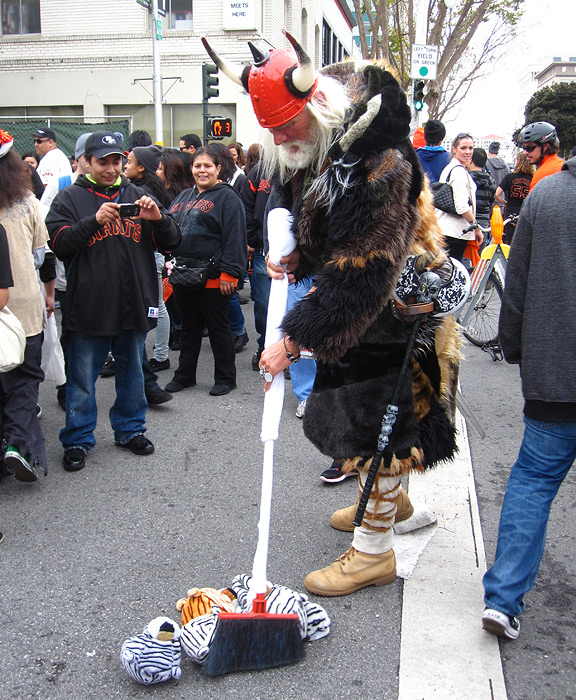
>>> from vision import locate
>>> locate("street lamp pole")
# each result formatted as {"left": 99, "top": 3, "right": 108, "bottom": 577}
{"left": 151, "top": 0, "right": 163, "bottom": 145}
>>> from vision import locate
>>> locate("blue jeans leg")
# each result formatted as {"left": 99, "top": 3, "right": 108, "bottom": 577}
{"left": 483, "top": 417, "right": 576, "bottom": 616}
{"left": 287, "top": 277, "right": 317, "bottom": 402}
{"left": 250, "top": 251, "right": 271, "bottom": 351}
{"left": 110, "top": 331, "right": 148, "bottom": 444}
{"left": 228, "top": 291, "right": 245, "bottom": 336}
{"left": 61, "top": 332, "right": 111, "bottom": 451}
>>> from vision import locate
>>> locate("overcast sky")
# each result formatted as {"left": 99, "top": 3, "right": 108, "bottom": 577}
{"left": 445, "top": 0, "right": 575, "bottom": 138}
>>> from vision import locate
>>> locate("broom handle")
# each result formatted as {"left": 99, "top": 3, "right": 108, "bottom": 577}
{"left": 252, "top": 439, "right": 275, "bottom": 595}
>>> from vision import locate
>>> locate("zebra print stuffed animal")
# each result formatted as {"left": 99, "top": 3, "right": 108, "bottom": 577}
{"left": 120, "top": 616, "right": 182, "bottom": 685}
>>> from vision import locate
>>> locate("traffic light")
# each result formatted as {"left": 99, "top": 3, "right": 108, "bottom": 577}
{"left": 413, "top": 79, "right": 426, "bottom": 111}
{"left": 202, "top": 63, "right": 219, "bottom": 100}
{"left": 209, "top": 117, "right": 232, "bottom": 140}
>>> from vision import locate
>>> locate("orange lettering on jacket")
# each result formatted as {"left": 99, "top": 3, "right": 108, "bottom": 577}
{"left": 87, "top": 218, "right": 142, "bottom": 246}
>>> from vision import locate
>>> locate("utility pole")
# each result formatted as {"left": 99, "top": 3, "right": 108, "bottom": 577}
{"left": 151, "top": 0, "right": 163, "bottom": 145}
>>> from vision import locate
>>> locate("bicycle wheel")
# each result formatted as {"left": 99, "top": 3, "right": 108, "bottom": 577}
{"left": 461, "top": 271, "right": 503, "bottom": 346}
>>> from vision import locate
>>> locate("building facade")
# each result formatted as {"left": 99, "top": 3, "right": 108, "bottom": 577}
{"left": 0, "top": 0, "right": 357, "bottom": 150}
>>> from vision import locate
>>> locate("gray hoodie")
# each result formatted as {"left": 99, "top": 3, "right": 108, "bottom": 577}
{"left": 499, "top": 157, "right": 576, "bottom": 421}
{"left": 485, "top": 156, "right": 509, "bottom": 188}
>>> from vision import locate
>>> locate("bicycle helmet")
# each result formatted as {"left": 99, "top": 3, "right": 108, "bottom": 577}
{"left": 518, "top": 121, "right": 557, "bottom": 145}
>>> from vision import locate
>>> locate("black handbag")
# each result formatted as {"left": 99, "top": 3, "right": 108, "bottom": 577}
{"left": 431, "top": 165, "right": 469, "bottom": 215}
{"left": 168, "top": 252, "right": 220, "bottom": 290}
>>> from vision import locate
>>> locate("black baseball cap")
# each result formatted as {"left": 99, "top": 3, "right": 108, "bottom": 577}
{"left": 84, "top": 131, "right": 124, "bottom": 159}
{"left": 31, "top": 127, "right": 56, "bottom": 141}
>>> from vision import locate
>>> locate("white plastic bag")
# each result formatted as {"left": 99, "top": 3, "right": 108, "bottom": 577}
{"left": 0, "top": 306, "right": 26, "bottom": 373}
{"left": 41, "top": 311, "right": 66, "bottom": 385}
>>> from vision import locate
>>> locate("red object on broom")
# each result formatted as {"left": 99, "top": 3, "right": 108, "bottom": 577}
{"left": 201, "top": 208, "right": 304, "bottom": 677}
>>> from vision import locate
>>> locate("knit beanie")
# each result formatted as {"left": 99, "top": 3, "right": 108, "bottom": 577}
{"left": 133, "top": 145, "right": 163, "bottom": 175}
{"left": 424, "top": 119, "right": 446, "bottom": 145}
{"left": 488, "top": 141, "right": 500, "bottom": 154}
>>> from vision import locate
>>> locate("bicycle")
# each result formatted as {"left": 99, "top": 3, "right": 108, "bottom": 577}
{"left": 457, "top": 213, "right": 518, "bottom": 361}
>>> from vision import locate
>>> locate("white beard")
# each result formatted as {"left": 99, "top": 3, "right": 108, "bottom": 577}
{"left": 278, "top": 136, "right": 318, "bottom": 171}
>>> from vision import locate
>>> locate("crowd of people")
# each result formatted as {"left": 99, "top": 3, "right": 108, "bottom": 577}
{"left": 1, "top": 40, "right": 575, "bottom": 642}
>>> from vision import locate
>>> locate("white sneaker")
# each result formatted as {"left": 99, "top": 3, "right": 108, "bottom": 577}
{"left": 295, "top": 400, "right": 307, "bottom": 419}
{"left": 481, "top": 608, "right": 520, "bottom": 639}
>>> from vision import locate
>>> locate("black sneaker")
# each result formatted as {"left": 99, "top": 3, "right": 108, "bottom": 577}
{"left": 481, "top": 608, "right": 520, "bottom": 639}
{"left": 146, "top": 387, "right": 173, "bottom": 405}
{"left": 36, "top": 404, "right": 42, "bottom": 418}
{"left": 252, "top": 349, "right": 263, "bottom": 371}
{"left": 100, "top": 354, "right": 115, "bottom": 377}
{"left": 4, "top": 445, "right": 38, "bottom": 482}
{"left": 119, "top": 434, "right": 155, "bottom": 455}
{"left": 149, "top": 357, "right": 170, "bottom": 372}
{"left": 234, "top": 332, "right": 249, "bottom": 353}
{"left": 63, "top": 447, "right": 87, "bottom": 472}
{"left": 320, "top": 461, "right": 359, "bottom": 484}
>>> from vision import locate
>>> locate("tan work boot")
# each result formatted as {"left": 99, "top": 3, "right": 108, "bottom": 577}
{"left": 330, "top": 487, "right": 414, "bottom": 532}
{"left": 303, "top": 547, "right": 396, "bottom": 596}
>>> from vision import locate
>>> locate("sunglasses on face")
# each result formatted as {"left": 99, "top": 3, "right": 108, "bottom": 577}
{"left": 523, "top": 144, "right": 539, "bottom": 153}
{"left": 34, "top": 138, "right": 49, "bottom": 144}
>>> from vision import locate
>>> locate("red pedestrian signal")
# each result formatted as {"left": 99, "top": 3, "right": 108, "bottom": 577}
{"left": 209, "top": 118, "right": 232, "bottom": 140}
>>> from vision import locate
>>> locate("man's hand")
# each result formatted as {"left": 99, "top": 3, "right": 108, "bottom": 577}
{"left": 95, "top": 202, "right": 121, "bottom": 226}
{"left": 135, "top": 196, "right": 162, "bottom": 222}
{"left": 45, "top": 294, "right": 55, "bottom": 318}
{"left": 266, "top": 248, "right": 300, "bottom": 283}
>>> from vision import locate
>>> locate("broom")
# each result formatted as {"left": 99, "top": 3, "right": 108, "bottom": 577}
{"left": 202, "top": 208, "right": 304, "bottom": 677}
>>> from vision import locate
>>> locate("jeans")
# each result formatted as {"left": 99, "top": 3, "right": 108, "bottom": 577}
{"left": 287, "top": 277, "right": 317, "bottom": 402}
{"left": 153, "top": 251, "right": 170, "bottom": 361}
{"left": 250, "top": 251, "right": 271, "bottom": 351}
{"left": 61, "top": 331, "right": 148, "bottom": 450}
{"left": 483, "top": 416, "right": 576, "bottom": 617}
{"left": 228, "top": 292, "right": 245, "bottom": 336}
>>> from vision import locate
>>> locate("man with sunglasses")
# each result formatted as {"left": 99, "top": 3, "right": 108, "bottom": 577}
{"left": 30, "top": 127, "right": 73, "bottom": 215}
{"left": 518, "top": 121, "right": 564, "bottom": 192}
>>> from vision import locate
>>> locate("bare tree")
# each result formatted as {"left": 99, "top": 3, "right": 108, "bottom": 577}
{"left": 352, "top": 0, "right": 525, "bottom": 118}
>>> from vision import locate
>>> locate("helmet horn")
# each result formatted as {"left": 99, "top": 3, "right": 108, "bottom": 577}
{"left": 201, "top": 37, "right": 244, "bottom": 88}
{"left": 284, "top": 31, "right": 316, "bottom": 94}
{"left": 248, "top": 41, "right": 270, "bottom": 66}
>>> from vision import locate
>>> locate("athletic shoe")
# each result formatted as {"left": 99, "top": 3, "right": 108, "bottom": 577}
{"left": 145, "top": 387, "right": 173, "bottom": 405}
{"left": 119, "top": 435, "right": 155, "bottom": 455}
{"left": 481, "top": 608, "right": 520, "bottom": 640}
{"left": 165, "top": 379, "right": 196, "bottom": 393}
{"left": 100, "top": 354, "right": 115, "bottom": 377}
{"left": 4, "top": 446, "right": 38, "bottom": 482}
{"left": 149, "top": 357, "right": 170, "bottom": 372}
{"left": 295, "top": 400, "right": 307, "bottom": 419}
{"left": 36, "top": 404, "right": 42, "bottom": 418}
{"left": 63, "top": 447, "right": 87, "bottom": 472}
{"left": 209, "top": 383, "right": 237, "bottom": 396}
{"left": 320, "top": 461, "right": 359, "bottom": 483}
{"left": 234, "top": 332, "right": 249, "bottom": 353}
{"left": 252, "top": 349, "right": 262, "bottom": 371}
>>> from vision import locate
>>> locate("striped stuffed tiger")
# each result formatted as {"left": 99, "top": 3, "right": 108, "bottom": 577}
{"left": 180, "top": 574, "right": 331, "bottom": 664}
{"left": 120, "top": 616, "right": 182, "bottom": 685}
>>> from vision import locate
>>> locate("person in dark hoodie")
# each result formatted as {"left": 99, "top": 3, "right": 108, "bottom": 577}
{"left": 484, "top": 141, "right": 509, "bottom": 189}
{"left": 46, "top": 131, "right": 181, "bottom": 472}
{"left": 416, "top": 119, "right": 451, "bottom": 183}
{"left": 164, "top": 146, "right": 247, "bottom": 397}
{"left": 468, "top": 147, "right": 497, "bottom": 243}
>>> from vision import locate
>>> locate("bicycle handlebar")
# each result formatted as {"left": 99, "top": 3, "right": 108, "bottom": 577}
{"left": 461, "top": 213, "right": 518, "bottom": 236}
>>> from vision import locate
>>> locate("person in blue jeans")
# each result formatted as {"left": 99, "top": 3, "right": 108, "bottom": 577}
{"left": 286, "top": 277, "right": 316, "bottom": 419}
{"left": 482, "top": 157, "right": 576, "bottom": 640}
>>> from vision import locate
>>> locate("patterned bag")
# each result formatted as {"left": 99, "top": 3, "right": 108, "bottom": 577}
{"left": 168, "top": 257, "right": 212, "bottom": 290}
{"left": 431, "top": 165, "right": 468, "bottom": 216}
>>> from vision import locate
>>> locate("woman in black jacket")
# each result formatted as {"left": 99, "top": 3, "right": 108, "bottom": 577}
{"left": 165, "top": 147, "right": 247, "bottom": 396}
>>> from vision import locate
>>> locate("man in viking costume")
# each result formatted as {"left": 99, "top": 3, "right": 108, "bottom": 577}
{"left": 203, "top": 34, "right": 462, "bottom": 596}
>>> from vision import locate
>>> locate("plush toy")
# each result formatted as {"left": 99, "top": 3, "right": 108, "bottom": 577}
{"left": 179, "top": 574, "right": 331, "bottom": 664}
{"left": 120, "top": 616, "right": 182, "bottom": 685}
{"left": 175, "top": 586, "right": 237, "bottom": 625}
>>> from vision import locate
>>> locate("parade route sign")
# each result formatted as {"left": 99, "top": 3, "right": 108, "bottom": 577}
{"left": 410, "top": 44, "right": 438, "bottom": 80}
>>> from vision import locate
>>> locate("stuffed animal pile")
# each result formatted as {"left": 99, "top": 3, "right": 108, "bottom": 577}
{"left": 120, "top": 574, "right": 331, "bottom": 685}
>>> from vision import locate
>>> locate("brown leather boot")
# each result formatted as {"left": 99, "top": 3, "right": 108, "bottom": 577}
{"left": 303, "top": 547, "right": 396, "bottom": 596}
{"left": 329, "top": 487, "right": 414, "bottom": 532}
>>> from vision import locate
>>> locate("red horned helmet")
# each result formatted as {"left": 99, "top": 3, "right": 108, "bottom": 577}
{"left": 202, "top": 32, "right": 318, "bottom": 129}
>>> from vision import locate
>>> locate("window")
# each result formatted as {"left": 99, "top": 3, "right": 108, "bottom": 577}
{"left": 166, "top": 0, "right": 192, "bottom": 30}
{"left": 1, "top": 0, "right": 40, "bottom": 35}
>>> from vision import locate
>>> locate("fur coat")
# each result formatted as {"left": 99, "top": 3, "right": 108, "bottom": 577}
{"left": 276, "top": 60, "right": 459, "bottom": 474}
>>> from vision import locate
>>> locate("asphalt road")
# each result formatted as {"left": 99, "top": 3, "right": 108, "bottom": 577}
{"left": 2, "top": 296, "right": 576, "bottom": 700}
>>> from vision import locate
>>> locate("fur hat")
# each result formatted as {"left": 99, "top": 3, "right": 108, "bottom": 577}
{"left": 132, "top": 145, "right": 163, "bottom": 175}
{"left": 424, "top": 120, "right": 446, "bottom": 145}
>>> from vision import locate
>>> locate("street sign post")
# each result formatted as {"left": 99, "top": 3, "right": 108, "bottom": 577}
{"left": 410, "top": 44, "right": 438, "bottom": 81}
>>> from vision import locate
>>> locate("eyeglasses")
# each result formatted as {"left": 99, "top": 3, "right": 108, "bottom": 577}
{"left": 34, "top": 138, "right": 49, "bottom": 144}
{"left": 522, "top": 144, "right": 539, "bottom": 153}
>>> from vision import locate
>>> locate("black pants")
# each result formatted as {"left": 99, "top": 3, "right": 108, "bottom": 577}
{"left": 173, "top": 286, "right": 235, "bottom": 386}
{"left": 445, "top": 236, "right": 468, "bottom": 261}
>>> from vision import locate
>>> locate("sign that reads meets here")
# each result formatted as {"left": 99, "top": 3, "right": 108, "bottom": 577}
{"left": 410, "top": 44, "right": 438, "bottom": 81}
{"left": 223, "top": 0, "right": 256, "bottom": 30}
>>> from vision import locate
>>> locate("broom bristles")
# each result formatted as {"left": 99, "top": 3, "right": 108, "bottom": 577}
{"left": 201, "top": 610, "right": 304, "bottom": 677}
